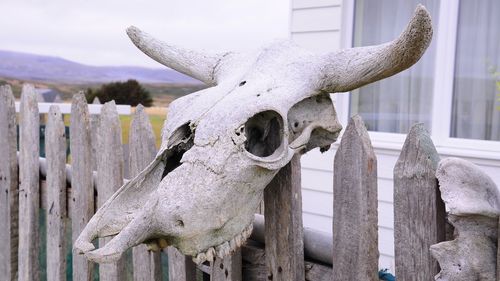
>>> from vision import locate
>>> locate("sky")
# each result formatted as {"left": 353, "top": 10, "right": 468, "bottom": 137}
{"left": 0, "top": 0, "right": 290, "bottom": 67}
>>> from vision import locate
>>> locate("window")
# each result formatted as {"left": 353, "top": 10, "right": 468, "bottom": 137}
{"left": 348, "top": 0, "right": 500, "bottom": 142}
{"left": 451, "top": 0, "right": 500, "bottom": 141}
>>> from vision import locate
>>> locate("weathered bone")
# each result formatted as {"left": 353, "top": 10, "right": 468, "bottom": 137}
{"left": 431, "top": 158, "right": 500, "bottom": 281}
{"left": 127, "top": 26, "right": 229, "bottom": 85}
{"left": 318, "top": 4, "right": 432, "bottom": 93}
{"left": 74, "top": 5, "right": 432, "bottom": 264}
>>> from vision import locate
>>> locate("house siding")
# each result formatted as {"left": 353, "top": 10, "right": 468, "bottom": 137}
{"left": 291, "top": 0, "right": 500, "bottom": 273}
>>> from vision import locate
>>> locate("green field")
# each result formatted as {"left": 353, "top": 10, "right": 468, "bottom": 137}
{"left": 120, "top": 113, "right": 165, "bottom": 147}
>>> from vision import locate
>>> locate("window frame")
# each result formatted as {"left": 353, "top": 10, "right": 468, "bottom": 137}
{"left": 338, "top": 0, "right": 500, "bottom": 159}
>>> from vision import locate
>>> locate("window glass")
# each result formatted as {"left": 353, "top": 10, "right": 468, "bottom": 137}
{"left": 451, "top": 0, "right": 500, "bottom": 141}
{"left": 350, "top": 0, "right": 439, "bottom": 133}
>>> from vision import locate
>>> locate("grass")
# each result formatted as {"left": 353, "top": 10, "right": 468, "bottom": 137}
{"left": 120, "top": 110, "right": 166, "bottom": 147}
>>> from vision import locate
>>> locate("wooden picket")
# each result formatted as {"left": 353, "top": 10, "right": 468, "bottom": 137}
{"left": 394, "top": 123, "right": 446, "bottom": 280}
{"left": 0, "top": 85, "right": 18, "bottom": 281}
{"left": 45, "top": 106, "right": 67, "bottom": 281}
{"left": 264, "top": 155, "right": 304, "bottom": 281}
{"left": 0, "top": 82, "right": 459, "bottom": 281}
{"left": 96, "top": 101, "right": 127, "bottom": 281}
{"left": 129, "top": 105, "right": 163, "bottom": 281}
{"left": 70, "top": 93, "right": 94, "bottom": 281}
{"left": 18, "top": 85, "right": 40, "bottom": 281}
{"left": 332, "top": 115, "right": 379, "bottom": 281}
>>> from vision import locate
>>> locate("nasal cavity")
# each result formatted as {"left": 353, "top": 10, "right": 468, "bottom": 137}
{"left": 244, "top": 110, "right": 283, "bottom": 157}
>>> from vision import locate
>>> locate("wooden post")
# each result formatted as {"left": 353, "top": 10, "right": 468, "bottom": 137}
{"left": 129, "top": 105, "right": 162, "bottom": 281}
{"left": 0, "top": 85, "right": 19, "bottom": 281}
{"left": 264, "top": 154, "right": 304, "bottom": 281}
{"left": 210, "top": 249, "right": 242, "bottom": 281}
{"left": 90, "top": 96, "right": 101, "bottom": 172}
{"left": 70, "top": 92, "right": 95, "bottom": 281}
{"left": 45, "top": 106, "right": 67, "bottom": 281}
{"left": 167, "top": 247, "right": 197, "bottom": 281}
{"left": 332, "top": 115, "right": 378, "bottom": 281}
{"left": 394, "top": 123, "right": 445, "bottom": 280}
{"left": 96, "top": 101, "right": 126, "bottom": 281}
{"left": 18, "top": 84, "right": 40, "bottom": 281}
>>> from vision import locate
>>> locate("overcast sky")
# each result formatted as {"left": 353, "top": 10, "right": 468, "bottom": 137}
{"left": 0, "top": 0, "right": 290, "bottom": 67}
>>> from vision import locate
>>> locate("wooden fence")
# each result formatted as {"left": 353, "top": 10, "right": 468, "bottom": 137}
{"left": 0, "top": 84, "right": 448, "bottom": 281}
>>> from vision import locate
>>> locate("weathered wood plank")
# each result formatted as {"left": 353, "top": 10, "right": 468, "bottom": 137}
{"left": 332, "top": 115, "right": 378, "bottom": 281}
{"left": 167, "top": 247, "right": 197, "bottom": 281}
{"left": 264, "top": 154, "right": 305, "bottom": 281}
{"left": 129, "top": 104, "right": 162, "bottom": 281}
{"left": 18, "top": 84, "right": 41, "bottom": 281}
{"left": 46, "top": 106, "right": 67, "bottom": 281}
{"left": 394, "top": 123, "right": 445, "bottom": 281}
{"left": 241, "top": 243, "right": 331, "bottom": 281}
{"left": 0, "top": 85, "right": 19, "bottom": 281}
{"left": 210, "top": 249, "right": 242, "bottom": 281}
{"left": 96, "top": 101, "right": 127, "bottom": 281}
{"left": 498, "top": 217, "right": 500, "bottom": 281}
{"left": 90, "top": 96, "right": 101, "bottom": 172}
{"left": 70, "top": 92, "right": 95, "bottom": 281}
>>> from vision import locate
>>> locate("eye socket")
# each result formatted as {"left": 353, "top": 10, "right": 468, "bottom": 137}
{"left": 244, "top": 110, "right": 283, "bottom": 157}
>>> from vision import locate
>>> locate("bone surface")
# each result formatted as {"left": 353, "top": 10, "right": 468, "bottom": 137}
{"left": 74, "top": 5, "right": 433, "bottom": 264}
{"left": 431, "top": 158, "right": 500, "bottom": 281}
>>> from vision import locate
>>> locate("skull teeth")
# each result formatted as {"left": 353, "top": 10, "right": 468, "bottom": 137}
{"left": 192, "top": 223, "right": 253, "bottom": 264}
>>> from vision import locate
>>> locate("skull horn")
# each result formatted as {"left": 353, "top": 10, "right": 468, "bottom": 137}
{"left": 317, "top": 4, "right": 432, "bottom": 93}
{"left": 126, "top": 26, "right": 227, "bottom": 85}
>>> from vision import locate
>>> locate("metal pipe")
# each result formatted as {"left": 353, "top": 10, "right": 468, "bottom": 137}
{"left": 251, "top": 214, "right": 333, "bottom": 265}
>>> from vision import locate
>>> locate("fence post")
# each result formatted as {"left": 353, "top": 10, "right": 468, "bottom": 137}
{"left": 70, "top": 92, "right": 95, "bottom": 281}
{"left": 0, "top": 85, "right": 19, "bottom": 281}
{"left": 264, "top": 154, "right": 304, "bottom": 281}
{"left": 46, "top": 106, "right": 67, "bottom": 281}
{"left": 129, "top": 105, "right": 162, "bottom": 281}
{"left": 394, "top": 123, "right": 445, "bottom": 280}
{"left": 18, "top": 84, "right": 41, "bottom": 281}
{"left": 167, "top": 247, "right": 197, "bottom": 281}
{"left": 332, "top": 115, "right": 378, "bottom": 281}
{"left": 96, "top": 101, "right": 127, "bottom": 281}
{"left": 90, "top": 96, "right": 101, "bottom": 172}
{"left": 210, "top": 249, "right": 242, "bottom": 281}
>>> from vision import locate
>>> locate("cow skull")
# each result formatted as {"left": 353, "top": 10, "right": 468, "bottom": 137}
{"left": 74, "top": 5, "right": 432, "bottom": 264}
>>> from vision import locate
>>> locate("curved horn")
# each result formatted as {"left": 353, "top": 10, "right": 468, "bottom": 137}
{"left": 317, "top": 4, "right": 432, "bottom": 93}
{"left": 126, "top": 26, "right": 227, "bottom": 85}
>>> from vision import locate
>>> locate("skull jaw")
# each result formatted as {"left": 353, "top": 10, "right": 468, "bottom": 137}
{"left": 77, "top": 158, "right": 275, "bottom": 264}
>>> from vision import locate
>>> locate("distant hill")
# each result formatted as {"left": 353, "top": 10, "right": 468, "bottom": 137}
{"left": 0, "top": 50, "right": 200, "bottom": 84}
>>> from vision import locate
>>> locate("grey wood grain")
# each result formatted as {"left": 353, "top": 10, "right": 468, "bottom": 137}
{"left": 18, "top": 84, "right": 40, "bottom": 281}
{"left": 167, "top": 247, "right": 197, "bottom": 281}
{"left": 0, "top": 85, "right": 19, "bottom": 281}
{"left": 90, "top": 96, "right": 101, "bottom": 172}
{"left": 129, "top": 105, "right": 162, "bottom": 281}
{"left": 96, "top": 101, "right": 126, "bottom": 281}
{"left": 264, "top": 155, "right": 305, "bottom": 281}
{"left": 46, "top": 106, "right": 67, "bottom": 281}
{"left": 70, "top": 92, "right": 95, "bottom": 281}
{"left": 394, "top": 123, "right": 445, "bottom": 281}
{"left": 210, "top": 249, "right": 242, "bottom": 281}
{"left": 332, "top": 115, "right": 378, "bottom": 281}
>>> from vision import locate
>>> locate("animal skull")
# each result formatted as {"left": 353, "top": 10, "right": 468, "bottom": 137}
{"left": 431, "top": 158, "right": 500, "bottom": 281}
{"left": 74, "top": 5, "right": 432, "bottom": 264}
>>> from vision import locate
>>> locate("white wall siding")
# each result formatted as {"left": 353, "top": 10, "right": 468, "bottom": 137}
{"left": 290, "top": 1, "right": 342, "bottom": 53}
{"left": 292, "top": 0, "right": 342, "bottom": 9}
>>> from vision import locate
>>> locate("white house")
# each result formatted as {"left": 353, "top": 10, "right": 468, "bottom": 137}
{"left": 291, "top": 0, "right": 500, "bottom": 271}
